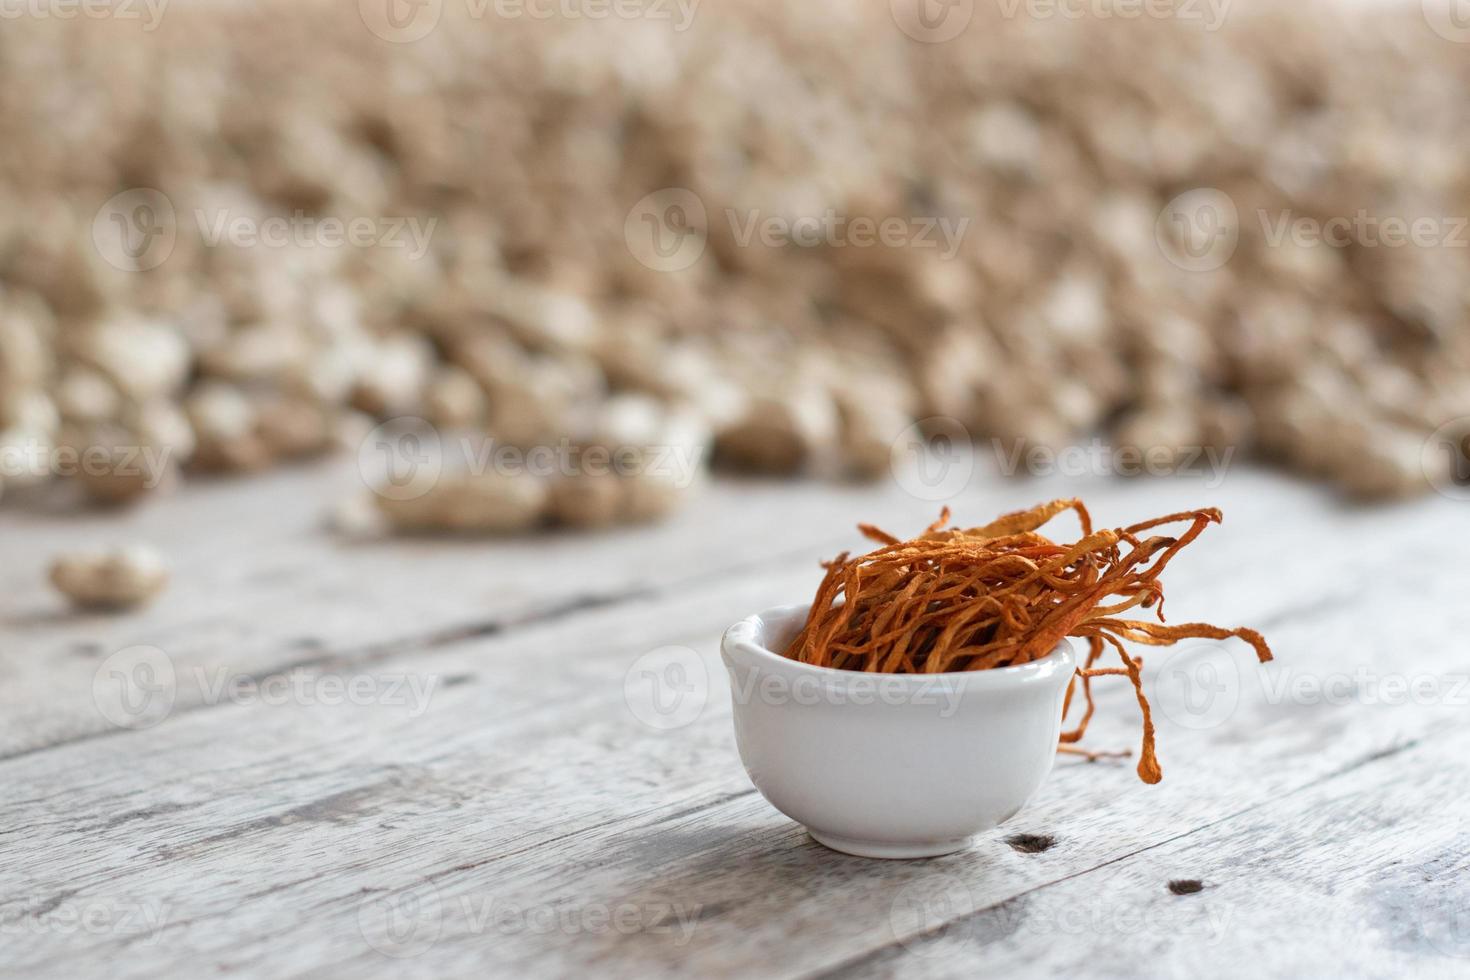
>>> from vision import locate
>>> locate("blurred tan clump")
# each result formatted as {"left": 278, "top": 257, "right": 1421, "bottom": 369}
{"left": 0, "top": 1, "right": 1465, "bottom": 522}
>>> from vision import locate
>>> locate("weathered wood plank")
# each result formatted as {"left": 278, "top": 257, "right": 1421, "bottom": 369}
{"left": 0, "top": 457, "right": 1279, "bottom": 758}
{"left": 1, "top": 470, "right": 1463, "bottom": 978}
{"left": 835, "top": 725, "right": 1470, "bottom": 980}
{"left": 0, "top": 458, "right": 968, "bottom": 757}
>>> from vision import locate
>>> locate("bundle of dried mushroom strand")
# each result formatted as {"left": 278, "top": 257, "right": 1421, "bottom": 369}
{"left": 783, "top": 499, "right": 1273, "bottom": 783}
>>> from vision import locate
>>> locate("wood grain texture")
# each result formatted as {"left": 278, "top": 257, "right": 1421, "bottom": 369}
{"left": 1, "top": 461, "right": 1465, "bottom": 978}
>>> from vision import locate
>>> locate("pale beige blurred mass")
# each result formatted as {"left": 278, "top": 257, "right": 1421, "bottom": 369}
{"left": 1, "top": 0, "right": 1467, "bottom": 528}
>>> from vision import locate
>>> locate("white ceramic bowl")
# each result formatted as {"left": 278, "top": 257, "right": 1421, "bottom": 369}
{"left": 721, "top": 603, "right": 1076, "bottom": 858}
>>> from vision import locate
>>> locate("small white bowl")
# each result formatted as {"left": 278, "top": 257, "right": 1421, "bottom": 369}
{"left": 721, "top": 603, "right": 1076, "bottom": 859}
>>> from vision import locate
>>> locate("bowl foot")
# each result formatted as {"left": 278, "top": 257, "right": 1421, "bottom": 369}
{"left": 807, "top": 829, "right": 974, "bottom": 859}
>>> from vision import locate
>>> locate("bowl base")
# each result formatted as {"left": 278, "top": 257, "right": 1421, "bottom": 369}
{"left": 808, "top": 829, "right": 974, "bottom": 859}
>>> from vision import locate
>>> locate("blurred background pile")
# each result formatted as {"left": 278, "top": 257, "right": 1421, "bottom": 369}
{"left": 1, "top": 0, "right": 1467, "bottom": 532}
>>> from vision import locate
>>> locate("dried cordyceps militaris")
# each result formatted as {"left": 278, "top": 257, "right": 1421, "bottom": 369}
{"left": 783, "top": 500, "right": 1272, "bottom": 783}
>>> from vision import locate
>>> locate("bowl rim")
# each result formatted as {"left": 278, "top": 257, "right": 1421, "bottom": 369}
{"left": 721, "top": 602, "right": 1076, "bottom": 692}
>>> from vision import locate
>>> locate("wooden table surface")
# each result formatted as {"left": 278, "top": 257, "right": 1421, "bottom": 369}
{"left": 2, "top": 459, "right": 1467, "bottom": 978}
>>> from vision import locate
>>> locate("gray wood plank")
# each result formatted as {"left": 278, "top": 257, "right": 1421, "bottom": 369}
{"left": 0, "top": 457, "right": 1260, "bottom": 758}
{"left": 0, "top": 459, "right": 977, "bottom": 757}
{"left": 1, "top": 466, "right": 1464, "bottom": 978}
{"left": 836, "top": 726, "right": 1470, "bottom": 980}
